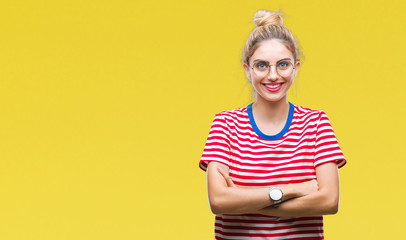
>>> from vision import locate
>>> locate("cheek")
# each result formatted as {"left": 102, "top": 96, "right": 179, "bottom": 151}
{"left": 252, "top": 78, "right": 263, "bottom": 88}
{"left": 250, "top": 80, "right": 262, "bottom": 92}
{"left": 246, "top": 72, "right": 255, "bottom": 83}
{"left": 285, "top": 81, "right": 293, "bottom": 90}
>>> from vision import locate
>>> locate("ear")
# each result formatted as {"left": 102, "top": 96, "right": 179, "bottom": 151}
{"left": 243, "top": 62, "right": 252, "bottom": 83}
{"left": 293, "top": 60, "right": 301, "bottom": 78}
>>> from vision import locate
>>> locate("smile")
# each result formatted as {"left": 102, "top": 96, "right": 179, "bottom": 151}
{"left": 262, "top": 83, "right": 284, "bottom": 92}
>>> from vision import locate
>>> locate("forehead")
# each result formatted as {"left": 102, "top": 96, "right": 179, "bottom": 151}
{"left": 251, "top": 39, "right": 293, "bottom": 62}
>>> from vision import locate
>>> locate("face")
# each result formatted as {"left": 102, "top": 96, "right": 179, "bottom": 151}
{"left": 243, "top": 39, "right": 300, "bottom": 103}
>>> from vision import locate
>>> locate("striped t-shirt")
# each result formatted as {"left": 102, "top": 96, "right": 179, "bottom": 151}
{"left": 199, "top": 102, "right": 346, "bottom": 240}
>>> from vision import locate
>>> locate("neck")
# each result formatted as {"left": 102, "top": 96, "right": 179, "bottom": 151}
{"left": 252, "top": 97, "right": 290, "bottom": 124}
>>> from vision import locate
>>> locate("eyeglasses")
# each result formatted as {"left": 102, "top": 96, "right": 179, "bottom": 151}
{"left": 249, "top": 59, "right": 295, "bottom": 78}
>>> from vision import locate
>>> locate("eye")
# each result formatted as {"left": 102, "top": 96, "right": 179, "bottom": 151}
{"left": 254, "top": 62, "right": 268, "bottom": 71}
{"left": 277, "top": 61, "right": 291, "bottom": 69}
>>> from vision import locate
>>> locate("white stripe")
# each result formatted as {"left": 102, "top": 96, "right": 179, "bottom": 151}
{"left": 232, "top": 148, "right": 316, "bottom": 159}
{"left": 216, "top": 225, "right": 322, "bottom": 234}
{"left": 316, "top": 149, "right": 343, "bottom": 158}
{"left": 216, "top": 218, "right": 323, "bottom": 227}
{"left": 230, "top": 175, "right": 313, "bottom": 184}
{"left": 232, "top": 157, "right": 314, "bottom": 167}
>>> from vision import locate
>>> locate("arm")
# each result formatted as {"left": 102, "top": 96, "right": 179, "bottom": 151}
{"left": 254, "top": 162, "right": 340, "bottom": 217}
{"left": 206, "top": 161, "right": 318, "bottom": 215}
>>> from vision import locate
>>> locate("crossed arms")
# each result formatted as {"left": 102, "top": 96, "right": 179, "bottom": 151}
{"left": 206, "top": 161, "right": 340, "bottom": 217}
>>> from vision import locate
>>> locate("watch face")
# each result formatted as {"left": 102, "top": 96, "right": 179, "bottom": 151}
{"left": 270, "top": 188, "right": 282, "bottom": 200}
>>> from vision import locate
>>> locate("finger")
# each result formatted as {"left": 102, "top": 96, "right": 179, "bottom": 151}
{"left": 217, "top": 167, "right": 228, "bottom": 180}
{"left": 217, "top": 167, "right": 235, "bottom": 187}
{"left": 225, "top": 176, "right": 235, "bottom": 187}
{"left": 311, "top": 179, "right": 319, "bottom": 190}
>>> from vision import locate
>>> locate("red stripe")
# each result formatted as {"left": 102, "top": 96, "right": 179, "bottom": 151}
{"left": 230, "top": 165, "right": 315, "bottom": 174}
{"left": 230, "top": 144, "right": 317, "bottom": 155}
{"left": 230, "top": 171, "right": 316, "bottom": 180}
{"left": 215, "top": 222, "right": 323, "bottom": 231}
{"left": 216, "top": 215, "right": 322, "bottom": 224}
{"left": 215, "top": 229, "right": 323, "bottom": 237}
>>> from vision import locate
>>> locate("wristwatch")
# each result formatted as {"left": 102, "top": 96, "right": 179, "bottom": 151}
{"left": 269, "top": 187, "right": 283, "bottom": 206}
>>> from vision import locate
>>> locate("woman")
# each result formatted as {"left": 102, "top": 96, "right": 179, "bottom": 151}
{"left": 199, "top": 9, "right": 347, "bottom": 239}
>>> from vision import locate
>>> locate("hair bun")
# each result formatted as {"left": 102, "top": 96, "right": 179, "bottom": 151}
{"left": 253, "top": 9, "right": 283, "bottom": 27}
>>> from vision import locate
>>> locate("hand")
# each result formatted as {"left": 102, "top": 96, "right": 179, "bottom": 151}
{"left": 216, "top": 167, "right": 236, "bottom": 188}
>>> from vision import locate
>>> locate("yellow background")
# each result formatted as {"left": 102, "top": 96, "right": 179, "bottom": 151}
{"left": 0, "top": 0, "right": 405, "bottom": 239}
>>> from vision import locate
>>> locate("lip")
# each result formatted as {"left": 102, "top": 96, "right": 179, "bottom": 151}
{"left": 262, "top": 83, "right": 284, "bottom": 92}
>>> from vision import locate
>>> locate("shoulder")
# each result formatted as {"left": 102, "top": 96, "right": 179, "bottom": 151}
{"left": 294, "top": 104, "right": 324, "bottom": 115}
{"left": 292, "top": 104, "right": 327, "bottom": 123}
{"left": 214, "top": 105, "right": 249, "bottom": 121}
{"left": 210, "top": 106, "right": 250, "bottom": 131}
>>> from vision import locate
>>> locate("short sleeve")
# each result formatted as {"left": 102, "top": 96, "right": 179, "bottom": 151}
{"left": 199, "top": 113, "right": 232, "bottom": 172}
{"left": 314, "top": 111, "right": 347, "bottom": 168}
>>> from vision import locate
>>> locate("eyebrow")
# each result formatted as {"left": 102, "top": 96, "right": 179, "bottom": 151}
{"left": 252, "top": 58, "right": 292, "bottom": 63}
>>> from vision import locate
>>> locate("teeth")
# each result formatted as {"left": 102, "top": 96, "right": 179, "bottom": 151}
{"left": 265, "top": 84, "right": 282, "bottom": 89}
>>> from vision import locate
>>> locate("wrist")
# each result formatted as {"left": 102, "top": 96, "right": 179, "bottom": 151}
{"left": 279, "top": 185, "right": 298, "bottom": 201}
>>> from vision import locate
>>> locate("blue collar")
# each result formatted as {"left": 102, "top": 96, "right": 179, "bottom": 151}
{"left": 247, "top": 102, "right": 294, "bottom": 140}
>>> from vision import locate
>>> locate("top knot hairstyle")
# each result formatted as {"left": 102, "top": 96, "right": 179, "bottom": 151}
{"left": 242, "top": 9, "right": 302, "bottom": 66}
{"left": 253, "top": 9, "right": 284, "bottom": 26}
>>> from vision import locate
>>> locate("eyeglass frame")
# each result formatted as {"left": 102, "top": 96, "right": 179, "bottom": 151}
{"left": 247, "top": 58, "right": 297, "bottom": 78}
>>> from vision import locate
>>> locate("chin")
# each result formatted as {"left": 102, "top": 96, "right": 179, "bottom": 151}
{"left": 256, "top": 92, "right": 287, "bottom": 103}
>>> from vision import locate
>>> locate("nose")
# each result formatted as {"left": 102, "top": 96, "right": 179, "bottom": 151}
{"left": 267, "top": 65, "right": 279, "bottom": 80}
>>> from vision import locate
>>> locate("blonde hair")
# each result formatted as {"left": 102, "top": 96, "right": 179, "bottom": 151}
{"left": 242, "top": 9, "right": 302, "bottom": 66}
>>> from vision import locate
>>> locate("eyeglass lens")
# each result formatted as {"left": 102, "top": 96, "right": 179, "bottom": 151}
{"left": 252, "top": 60, "right": 294, "bottom": 78}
